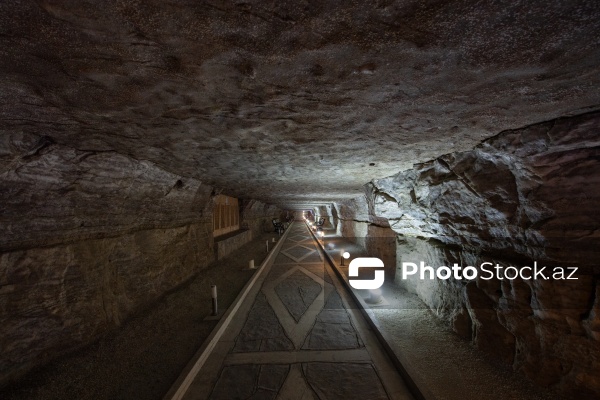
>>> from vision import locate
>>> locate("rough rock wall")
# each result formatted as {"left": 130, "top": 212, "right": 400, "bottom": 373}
{"left": 1, "top": 133, "right": 214, "bottom": 251}
{"left": 372, "top": 110, "right": 600, "bottom": 267}
{"left": 369, "top": 111, "right": 600, "bottom": 397}
{"left": 0, "top": 135, "right": 275, "bottom": 387}
{"left": 240, "top": 200, "right": 281, "bottom": 237}
{"left": 0, "top": 222, "right": 213, "bottom": 387}
{"left": 333, "top": 197, "right": 371, "bottom": 240}
{"left": 333, "top": 199, "right": 397, "bottom": 281}
{"left": 314, "top": 204, "right": 336, "bottom": 229}
{"left": 365, "top": 225, "right": 397, "bottom": 283}
{"left": 2, "top": 1, "right": 600, "bottom": 205}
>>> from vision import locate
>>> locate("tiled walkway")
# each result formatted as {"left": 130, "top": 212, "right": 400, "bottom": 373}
{"left": 178, "top": 222, "right": 413, "bottom": 400}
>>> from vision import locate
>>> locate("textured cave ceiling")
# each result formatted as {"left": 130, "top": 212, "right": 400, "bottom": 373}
{"left": 1, "top": 0, "right": 600, "bottom": 208}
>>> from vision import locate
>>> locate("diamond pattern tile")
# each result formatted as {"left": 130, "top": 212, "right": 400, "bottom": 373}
{"left": 287, "top": 234, "right": 308, "bottom": 242}
{"left": 275, "top": 270, "right": 322, "bottom": 322}
{"left": 281, "top": 245, "right": 315, "bottom": 262}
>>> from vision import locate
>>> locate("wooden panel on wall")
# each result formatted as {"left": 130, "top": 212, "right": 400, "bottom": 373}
{"left": 213, "top": 195, "right": 240, "bottom": 237}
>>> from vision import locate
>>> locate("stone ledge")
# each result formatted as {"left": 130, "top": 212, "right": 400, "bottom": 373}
{"left": 215, "top": 229, "right": 252, "bottom": 260}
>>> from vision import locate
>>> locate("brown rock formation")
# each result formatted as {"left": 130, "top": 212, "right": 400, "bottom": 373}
{"left": 0, "top": 141, "right": 280, "bottom": 386}
{"left": 362, "top": 111, "right": 600, "bottom": 397}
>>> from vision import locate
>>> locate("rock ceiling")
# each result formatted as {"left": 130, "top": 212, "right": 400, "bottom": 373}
{"left": 1, "top": 0, "right": 599, "bottom": 208}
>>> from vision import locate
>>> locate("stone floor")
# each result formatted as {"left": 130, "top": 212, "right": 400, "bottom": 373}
{"left": 176, "top": 222, "right": 413, "bottom": 400}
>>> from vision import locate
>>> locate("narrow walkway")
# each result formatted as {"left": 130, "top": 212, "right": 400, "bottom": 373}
{"left": 177, "top": 222, "right": 414, "bottom": 400}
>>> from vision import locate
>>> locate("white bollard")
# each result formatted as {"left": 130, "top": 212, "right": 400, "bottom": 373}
{"left": 249, "top": 259, "right": 255, "bottom": 269}
{"left": 211, "top": 285, "right": 218, "bottom": 316}
{"left": 272, "top": 237, "right": 276, "bottom": 243}
{"left": 368, "top": 288, "right": 383, "bottom": 304}
{"left": 266, "top": 240, "right": 269, "bottom": 252}
{"left": 341, "top": 251, "right": 350, "bottom": 266}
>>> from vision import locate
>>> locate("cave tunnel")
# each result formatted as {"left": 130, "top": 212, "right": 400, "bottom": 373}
{"left": 1, "top": 1, "right": 599, "bottom": 400}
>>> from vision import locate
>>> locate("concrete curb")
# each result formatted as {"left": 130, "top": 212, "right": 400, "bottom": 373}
{"left": 306, "top": 223, "right": 436, "bottom": 400}
{"left": 163, "top": 227, "right": 292, "bottom": 400}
